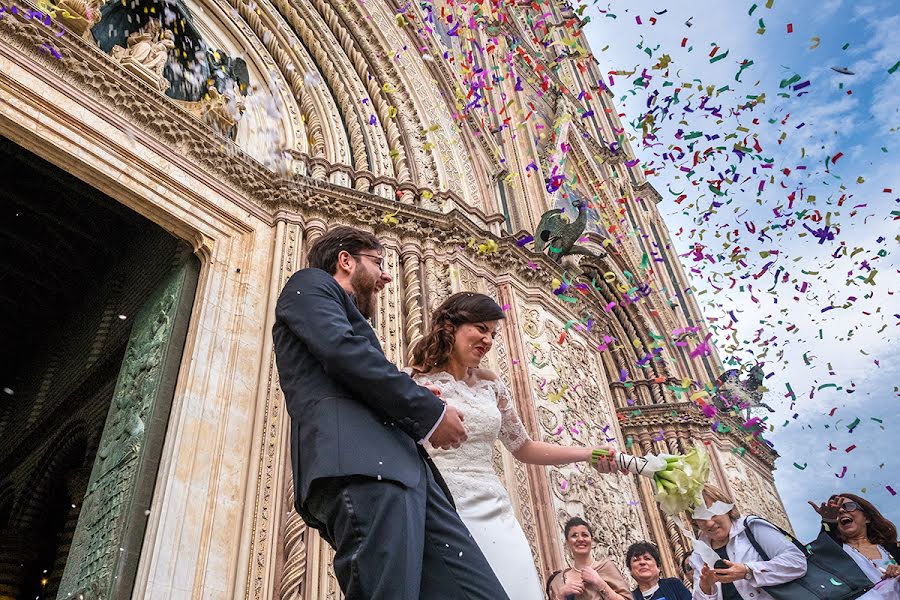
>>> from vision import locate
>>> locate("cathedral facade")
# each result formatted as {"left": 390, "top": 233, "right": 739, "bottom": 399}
{"left": 0, "top": 0, "right": 790, "bottom": 597}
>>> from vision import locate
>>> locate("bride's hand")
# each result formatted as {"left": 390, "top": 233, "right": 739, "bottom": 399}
{"left": 421, "top": 383, "right": 444, "bottom": 402}
{"left": 591, "top": 445, "right": 619, "bottom": 474}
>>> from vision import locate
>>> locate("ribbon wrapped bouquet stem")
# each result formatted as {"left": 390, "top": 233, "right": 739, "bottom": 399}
{"left": 593, "top": 446, "right": 710, "bottom": 515}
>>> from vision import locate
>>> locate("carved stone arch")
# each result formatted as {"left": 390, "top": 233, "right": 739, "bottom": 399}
{"left": 390, "top": 0, "right": 508, "bottom": 207}
{"left": 343, "top": 0, "right": 492, "bottom": 207}
{"left": 303, "top": 0, "right": 416, "bottom": 186}
{"left": 260, "top": 0, "right": 393, "bottom": 176}
{"left": 185, "top": 0, "right": 304, "bottom": 162}
{"left": 207, "top": 0, "right": 347, "bottom": 166}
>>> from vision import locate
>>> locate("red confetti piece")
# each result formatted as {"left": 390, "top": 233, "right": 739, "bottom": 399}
{"left": 832, "top": 151, "right": 844, "bottom": 163}
{"left": 845, "top": 445, "right": 856, "bottom": 453}
{"left": 786, "top": 23, "right": 793, "bottom": 33}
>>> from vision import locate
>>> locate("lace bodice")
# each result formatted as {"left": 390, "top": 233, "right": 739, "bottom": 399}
{"left": 410, "top": 370, "right": 545, "bottom": 599}
{"left": 413, "top": 370, "right": 529, "bottom": 457}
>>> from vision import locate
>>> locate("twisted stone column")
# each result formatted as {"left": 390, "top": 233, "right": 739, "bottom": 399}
{"left": 400, "top": 244, "right": 424, "bottom": 364}
{"left": 280, "top": 481, "right": 307, "bottom": 600}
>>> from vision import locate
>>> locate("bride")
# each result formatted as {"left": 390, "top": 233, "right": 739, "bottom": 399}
{"left": 407, "top": 292, "right": 620, "bottom": 599}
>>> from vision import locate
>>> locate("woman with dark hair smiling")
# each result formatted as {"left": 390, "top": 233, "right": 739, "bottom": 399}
{"left": 626, "top": 541, "right": 691, "bottom": 600}
{"left": 809, "top": 493, "right": 899, "bottom": 598}
{"left": 407, "top": 293, "right": 621, "bottom": 600}
{"left": 546, "top": 517, "right": 631, "bottom": 600}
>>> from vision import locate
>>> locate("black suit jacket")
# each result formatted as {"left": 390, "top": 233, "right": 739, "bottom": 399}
{"left": 273, "top": 268, "right": 446, "bottom": 525}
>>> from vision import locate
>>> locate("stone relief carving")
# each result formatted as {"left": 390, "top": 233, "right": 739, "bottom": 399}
{"left": 423, "top": 258, "right": 452, "bottom": 317}
{"left": 523, "top": 304, "right": 646, "bottom": 576}
{"left": 721, "top": 452, "right": 791, "bottom": 532}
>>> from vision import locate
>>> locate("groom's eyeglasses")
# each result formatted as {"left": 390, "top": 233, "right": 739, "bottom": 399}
{"left": 352, "top": 253, "right": 385, "bottom": 273}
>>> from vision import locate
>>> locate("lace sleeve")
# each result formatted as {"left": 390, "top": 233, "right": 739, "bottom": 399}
{"left": 494, "top": 380, "right": 531, "bottom": 453}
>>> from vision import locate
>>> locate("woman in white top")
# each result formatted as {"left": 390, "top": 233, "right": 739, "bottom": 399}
{"left": 808, "top": 494, "right": 900, "bottom": 600}
{"left": 688, "top": 485, "right": 807, "bottom": 600}
{"left": 407, "top": 292, "right": 620, "bottom": 600}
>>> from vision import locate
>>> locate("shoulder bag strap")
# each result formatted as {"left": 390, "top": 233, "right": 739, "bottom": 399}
{"left": 743, "top": 517, "right": 771, "bottom": 560}
{"left": 744, "top": 516, "right": 809, "bottom": 559}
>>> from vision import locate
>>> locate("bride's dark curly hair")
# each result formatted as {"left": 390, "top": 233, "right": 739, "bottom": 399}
{"left": 408, "top": 292, "right": 505, "bottom": 373}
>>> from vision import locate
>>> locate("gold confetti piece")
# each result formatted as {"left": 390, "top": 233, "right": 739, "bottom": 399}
{"left": 809, "top": 36, "right": 821, "bottom": 49}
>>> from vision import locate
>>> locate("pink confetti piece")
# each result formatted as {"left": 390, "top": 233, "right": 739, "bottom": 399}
{"left": 887, "top": 486, "right": 896, "bottom": 496}
{"left": 835, "top": 466, "right": 847, "bottom": 478}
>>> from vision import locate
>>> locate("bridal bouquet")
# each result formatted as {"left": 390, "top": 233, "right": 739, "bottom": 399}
{"left": 594, "top": 446, "right": 710, "bottom": 515}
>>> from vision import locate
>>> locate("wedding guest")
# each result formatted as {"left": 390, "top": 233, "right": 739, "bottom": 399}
{"left": 626, "top": 541, "right": 691, "bottom": 600}
{"left": 688, "top": 485, "right": 807, "bottom": 600}
{"left": 808, "top": 493, "right": 900, "bottom": 594}
{"left": 547, "top": 517, "right": 632, "bottom": 600}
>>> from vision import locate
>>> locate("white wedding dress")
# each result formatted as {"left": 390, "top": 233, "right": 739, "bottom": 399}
{"left": 412, "top": 370, "right": 544, "bottom": 600}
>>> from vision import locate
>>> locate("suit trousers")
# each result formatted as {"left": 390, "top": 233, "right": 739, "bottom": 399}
{"left": 304, "top": 459, "right": 511, "bottom": 600}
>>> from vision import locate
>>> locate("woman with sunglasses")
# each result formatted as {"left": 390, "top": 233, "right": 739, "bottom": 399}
{"left": 808, "top": 494, "right": 900, "bottom": 597}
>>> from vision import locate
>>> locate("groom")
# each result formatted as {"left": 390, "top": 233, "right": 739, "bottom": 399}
{"left": 273, "top": 226, "right": 511, "bottom": 600}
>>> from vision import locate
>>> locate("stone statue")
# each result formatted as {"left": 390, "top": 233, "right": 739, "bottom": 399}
{"left": 111, "top": 20, "right": 175, "bottom": 88}
{"left": 716, "top": 364, "right": 774, "bottom": 413}
{"left": 533, "top": 200, "right": 595, "bottom": 260}
{"left": 55, "top": 0, "right": 103, "bottom": 37}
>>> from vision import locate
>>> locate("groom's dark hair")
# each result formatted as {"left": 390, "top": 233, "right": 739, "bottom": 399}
{"left": 307, "top": 226, "right": 383, "bottom": 275}
{"left": 408, "top": 292, "right": 505, "bottom": 373}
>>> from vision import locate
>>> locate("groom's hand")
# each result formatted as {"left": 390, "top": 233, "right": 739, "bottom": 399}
{"left": 429, "top": 406, "right": 467, "bottom": 450}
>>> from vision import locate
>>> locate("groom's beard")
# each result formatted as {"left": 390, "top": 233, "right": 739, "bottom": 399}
{"left": 350, "top": 268, "right": 378, "bottom": 319}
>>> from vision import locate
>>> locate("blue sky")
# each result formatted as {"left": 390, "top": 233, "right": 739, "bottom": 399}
{"left": 581, "top": 0, "right": 899, "bottom": 541}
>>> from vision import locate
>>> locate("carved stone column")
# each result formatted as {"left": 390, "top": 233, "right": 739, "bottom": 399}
{"left": 399, "top": 243, "right": 424, "bottom": 364}
{"left": 304, "top": 219, "right": 327, "bottom": 247}
{"left": 280, "top": 469, "right": 307, "bottom": 600}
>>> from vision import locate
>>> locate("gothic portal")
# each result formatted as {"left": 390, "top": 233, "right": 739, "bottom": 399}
{"left": 0, "top": 0, "right": 790, "bottom": 597}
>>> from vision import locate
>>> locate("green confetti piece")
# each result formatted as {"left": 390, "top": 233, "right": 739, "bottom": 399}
{"left": 748, "top": 3, "right": 757, "bottom": 15}
{"left": 710, "top": 50, "right": 730, "bottom": 63}
{"left": 780, "top": 74, "right": 801, "bottom": 88}
{"left": 841, "top": 42, "right": 850, "bottom": 50}
{"left": 889, "top": 60, "right": 900, "bottom": 74}
{"left": 793, "top": 462, "right": 807, "bottom": 470}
